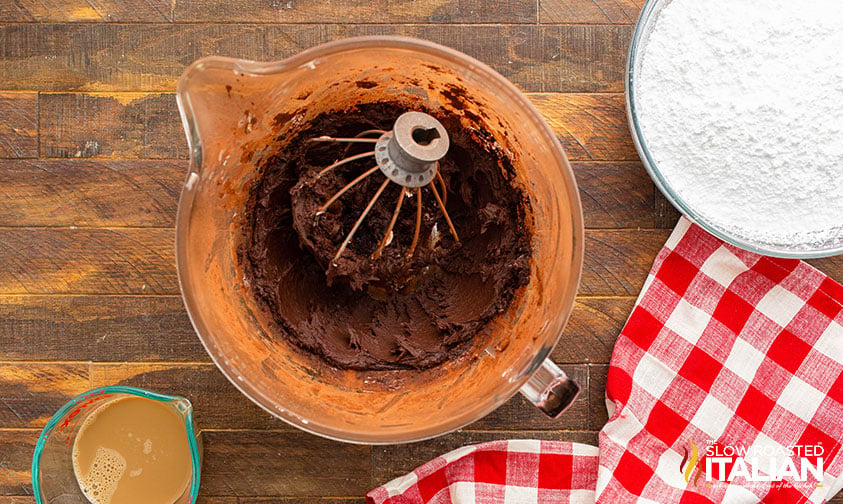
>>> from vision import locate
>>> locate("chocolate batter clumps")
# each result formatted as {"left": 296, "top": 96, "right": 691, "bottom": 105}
{"left": 241, "top": 102, "right": 532, "bottom": 371}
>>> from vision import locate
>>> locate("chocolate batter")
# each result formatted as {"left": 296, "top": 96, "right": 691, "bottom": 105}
{"left": 241, "top": 102, "right": 532, "bottom": 370}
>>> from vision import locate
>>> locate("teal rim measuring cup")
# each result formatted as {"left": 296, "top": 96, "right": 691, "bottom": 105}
{"left": 32, "top": 386, "right": 202, "bottom": 504}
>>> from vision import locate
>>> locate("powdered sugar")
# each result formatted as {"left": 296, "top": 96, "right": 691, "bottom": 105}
{"left": 634, "top": 0, "right": 843, "bottom": 250}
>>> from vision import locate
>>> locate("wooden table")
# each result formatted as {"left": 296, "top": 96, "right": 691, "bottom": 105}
{"left": 1, "top": 1, "right": 841, "bottom": 502}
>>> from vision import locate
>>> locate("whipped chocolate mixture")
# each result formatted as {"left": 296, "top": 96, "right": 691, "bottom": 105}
{"left": 241, "top": 102, "right": 532, "bottom": 370}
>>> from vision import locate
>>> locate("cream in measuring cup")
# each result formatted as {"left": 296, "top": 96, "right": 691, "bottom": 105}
{"left": 71, "top": 396, "right": 193, "bottom": 504}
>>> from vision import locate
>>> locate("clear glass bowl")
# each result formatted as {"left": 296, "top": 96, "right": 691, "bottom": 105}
{"left": 627, "top": 0, "right": 843, "bottom": 259}
{"left": 32, "top": 386, "right": 202, "bottom": 504}
{"left": 175, "top": 36, "right": 584, "bottom": 444}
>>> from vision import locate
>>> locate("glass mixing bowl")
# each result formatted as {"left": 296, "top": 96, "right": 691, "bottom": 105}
{"left": 627, "top": 0, "right": 843, "bottom": 258}
{"left": 176, "top": 36, "right": 584, "bottom": 444}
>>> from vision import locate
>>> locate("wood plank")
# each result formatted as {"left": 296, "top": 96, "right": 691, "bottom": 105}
{"left": 0, "top": 295, "right": 205, "bottom": 362}
{"left": 0, "top": 229, "right": 651, "bottom": 296}
{"left": 0, "top": 0, "right": 171, "bottom": 22}
{"left": 0, "top": 363, "right": 89, "bottom": 428}
{"left": 199, "top": 431, "right": 370, "bottom": 497}
{"left": 0, "top": 228, "right": 176, "bottom": 295}
{"left": 588, "top": 364, "right": 609, "bottom": 430}
{"left": 530, "top": 93, "right": 636, "bottom": 162}
{"left": 469, "top": 365, "right": 589, "bottom": 431}
{"left": 0, "top": 160, "right": 183, "bottom": 227}
{"left": 3, "top": 227, "right": 839, "bottom": 297}
{"left": 35, "top": 92, "right": 632, "bottom": 163}
{"left": 540, "top": 25, "right": 632, "bottom": 93}
{"left": 540, "top": 0, "right": 643, "bottom": 24}
{"left": 808, "top": 256, "right": 843, "bottom": 280}
{"left": 89, "top": 363, "right": 285, "bottom": 430}
{"left": 0, "top": 25, "right": 626, "bottom": 93}
{"left": 0, "top": 360, "right": 594, "bottom": 431}
{"left": 0, "top": 430, "right": 34, "bottom": 496}
{"left": 0, "top": 295, "right": 630, "bottom": 364}
{"left": 573, "top": 161, "right": 653, "bottom": 228}
{"left": 40, "top": 93, "right": 185, "bottom": 159}
{"left": 373, "top": 430, "right": 599, "bottom": 485}
{"left": 0, "top": 24, "right": 324, "bottom": 92}
{"left": 337, "top": 24, "right": 546, "bottom": 90}
{"left": 239, "top": 499, "right": 364, "bottom": 504}
{"left": 175, "top": 0, "right": 536, "bottom": 23}
{"left": 581, "top": 229, "right": 669, "bottom": 296}
{"left": 0, "top": 93, "right": 37, "bottom": 158}
{"left": 0, "top": 430, "right": 371, "bottom": 497}
{"left": 0, "top": 159, "right": 648, "bottom": 229}
{"left": 552, "top": 296, "right": 634, "bottom": 364}
{"left": 655, "top": 190, "right": 682, "bottom": 228}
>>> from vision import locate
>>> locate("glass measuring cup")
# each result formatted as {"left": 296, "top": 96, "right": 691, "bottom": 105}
{"left": 32, "top": 386, "right": 202, "bottom": 504}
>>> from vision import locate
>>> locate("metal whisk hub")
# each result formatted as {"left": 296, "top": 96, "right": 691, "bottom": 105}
{"left": 376, "top": 112, "right": 449, "bottom": 188}
{"left": 308, "top": 111, "right": 459, "bottom": 265}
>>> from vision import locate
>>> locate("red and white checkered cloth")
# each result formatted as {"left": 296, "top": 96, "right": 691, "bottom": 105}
{"left": 368, "top": 218, "right": 843, "bottom": 504}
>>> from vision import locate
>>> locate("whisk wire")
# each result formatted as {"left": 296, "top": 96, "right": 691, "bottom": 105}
{"left": 373, "top": 188, "right": 406, "bottom": 259}
{"left": 333, "top": 178, "right": 391, "bottom": 263}
{"left": 318, "top": 165, "right": 380, "bottom": 214}
{"left": 407, "top": 188, "right": 423, "bottom": 258}
{"left": 317, "top": 151, "right": 375, "bottom": 177}
{"left": 430, "top": 181, "right": 460, "bottom": 243}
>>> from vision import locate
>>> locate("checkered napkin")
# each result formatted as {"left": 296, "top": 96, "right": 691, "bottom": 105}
{"left": 368, "top": 218, "right": 843, "bottom": 504}
{"left": 366, "top": 440, "right": 600, "bottom": 503}
{"left": 597, "top": 218, "right": 843, "bottom": 503}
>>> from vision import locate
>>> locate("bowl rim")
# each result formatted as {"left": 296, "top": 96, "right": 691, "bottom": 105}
{"left": 626, "top": 0, "right": 843, "bottom": 259}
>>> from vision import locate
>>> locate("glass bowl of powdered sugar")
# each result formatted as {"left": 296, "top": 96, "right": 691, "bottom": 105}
{"left": 627, "top": 0, "right": 843, "bottom": 258}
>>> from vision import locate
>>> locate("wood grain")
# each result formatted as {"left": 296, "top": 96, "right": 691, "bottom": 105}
{"left": 33, "top": 92, "right": 631, "bottom": 164}
{"left": 582, "top": 229, "right": 669, "bottom": 296}
{"left": 0, "top": 24, "right": 324, "bottom": 92}
{"left": 176, "top": 0, "right": 537, "bottom": 24}
{"left": 0, "top": 429, "right": 372, "bottom": 497}
{"left": 540, "top": 0, "right": 644, "bottom": 24}
{"left": 552, "top": 296, "right": 634, "bottom": 364}
{"left": 373, "top": 430, "right": 599, "bottom": 485}
{"left": 0, "top": 160, "right": 182, "bottom": 226}
{"left": 0, "top": 295, "right": 631, "bottom": 364}
{"left": 0, "top": 361, "right": 597, "bottom": 432}
{"left": 0, "top": 160, "right": 648, "bottom": 229}
{"left": 0, "top": 0, "right": 171, "bottom": 22}
{"left": 573, "top": 161, "right": 653, "bottom": 228}
{"left": 540, "top": 25, "right": 632, "bottom": 92}
{"left": 655, "top": 190, "right": 682, "bottom": 228}
{"left": 530, "top": 93, "right": 636, "bottom": 162}
{"left": 40, "top": 93, "right": 185, "bottom": 159}
{"left": 0, "top": 295, "right": 204, "bottom": 361}
{"left": 0, "top": 228, "right": 176, "bottom": 295}
{"left": 0, "top": 430, "right": 34, "bottom": 496}
{"left": 0, "top": 229, "right": 670, "bottom": 296}
{"left": 199, "top": 431, "right": 371, "bottom": 497}
{"left": 0, "top": 92, "right": 38, "bottom": 158}
{"left": 588, "top": 364, "right": 609, "bottom": 430}
{"left": 0, "top": 363, "right": 89, "bottom": 428}
{"left": 8, "top": 229, "right": 838, "bottom": 298}
{"left": 0, "top": 24, "right": 627, "bottom": 93}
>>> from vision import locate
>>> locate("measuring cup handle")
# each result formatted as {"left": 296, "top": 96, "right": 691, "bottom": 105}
{"left": 519, "top": 358, "right": 580, "bottom": 418}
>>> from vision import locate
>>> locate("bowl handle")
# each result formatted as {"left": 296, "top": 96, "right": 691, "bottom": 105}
{"left": 519, "top": 359, "right": 581, "bottom": 418}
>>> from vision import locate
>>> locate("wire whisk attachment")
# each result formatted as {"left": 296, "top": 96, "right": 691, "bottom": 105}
{"left": 308, "top": 112, "right": 459, "bottom": 265}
